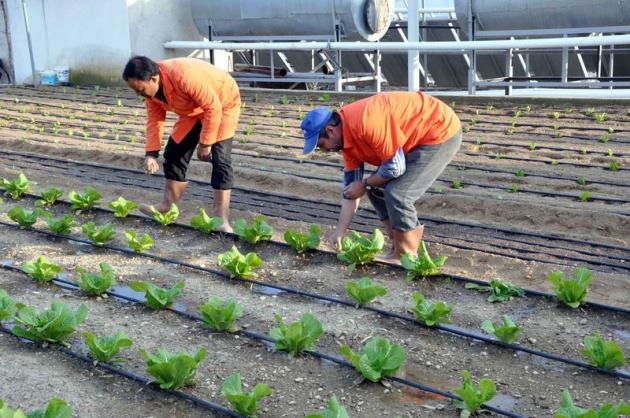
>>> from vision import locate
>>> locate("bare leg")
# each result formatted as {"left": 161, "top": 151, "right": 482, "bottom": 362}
{"left": 378, "top": 224, "right": 425, "bottom": 264}
{"left": 212, "top": 189, "right": 233, "bottom": 233}
{"left": 139, "top": 179, "right": 187, "bottom": 216}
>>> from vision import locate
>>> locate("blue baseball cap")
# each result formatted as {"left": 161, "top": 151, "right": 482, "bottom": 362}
{"left": 300, "top": 107, "right": 332, "bottom": 155}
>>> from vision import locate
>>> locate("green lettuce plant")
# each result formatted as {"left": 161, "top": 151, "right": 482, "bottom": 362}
{"left": 150, "top": 203, "right": 179, "bottom": 226}
{"left": 339, "top": 336, "right": 405, "bottom": 382}
{"left": 345, "top": 277, "right": 387, "bottom": 308}
{"left": 465, "top": 278, "right": 525, "bottom": 302}
{"left": 305, "top": 396, "right": 350, "bottom": 418}
{"left": 410, "top": 293, "right": 453, "bottom": 326}
{"left": 140, "top": 347, "right": 207, "bottom": 390}
{"left": 45, "top": 214, "right": 77, "bottom": 235}
{"left": 481, "top": 315, "right": 522, "bottom": 344}
{"left": 129, "top": 281, "right": 184, "bottom": 310}
{"left": 0, "top": 397, "right": 72, "bottom": 418}
{"left": 81, "top": 221, "right": 116, "bottom": 245}
{"left": 270, "top": 313, "right": 322, "bottom": 359}
{"left": 400, "top": 241, "right": 447, "bottom": 280}
{"left": 125, "top": 230, "right": 155, "bottom": 252}
{"left": 12, "top": 301, "right": 88, "bottom": 346}
{"left": 218, "top": 246, "right": 263, "bottom": 279}
{"left": 233, "top": 215, "right": 274, "bottom": 244}
{"left": 580, "top": 333, "right": 626, "bottom": 370}
{"left": 198, "top": 297, "right": 243, "bottom": 332}
{"left": 108, "top": 197, "right": 139, "bottom": 218}
{"left": 21, "top": 256, "right": 62, "bottom": 282}
{"left": 74, "top": 262, "right": 117, "bottom": 296}
{"left": 190, "top": 208, "right": 224, "bottom": 233}
{"left": 1, "top": 173, "right": 37, "bottom": 199}
{"left": 7, "top": 206, "right": 47, "bottom": 228}
{"left": 548, "top": 267, "right": 592, "bottom": 308}
{"left": 337, "top": 229, "right": 384, "bottom": 272}
{"left": 36, "top": 187, "right": 63, "bottom": 206}
{"left": 555, "top": 389, "right": 630, "bottom": 418}
{"left": 284, "top": 224, "right": 321, "bottom": 253}
{"left": 453, "top": 370, "right": 496, "bottom": 418}
{"left": 82, "top": 331, "right": 133, "bottom": 363}
{"left": 68, "top": 186, "right": 102, "bottom": 212}
{"left": 0, "top": 289, "right": 20, "bottom": 323}
{"left": 221, "top": 372, "right": 273, "bottom": 417}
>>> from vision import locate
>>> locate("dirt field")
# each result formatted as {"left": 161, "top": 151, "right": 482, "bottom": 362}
{"left": 0, "top": 84, "right": 628, "bottom": 418}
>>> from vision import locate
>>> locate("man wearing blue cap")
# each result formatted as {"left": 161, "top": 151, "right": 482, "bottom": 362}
{"left": 300, "top": 91, "right": 462, "bottom": 260}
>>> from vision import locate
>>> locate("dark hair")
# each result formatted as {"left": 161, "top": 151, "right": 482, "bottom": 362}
{"left": 122, "top": 56, "right": 159, "bottom": 81}
{"left": 318, "top": 111, "right": 341, "bottom": 139}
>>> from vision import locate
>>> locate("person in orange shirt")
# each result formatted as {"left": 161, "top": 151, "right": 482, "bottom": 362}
{"left": 301, "top": 91, "right": 462, "bottom": 260}
{"left": 122, "top": 56, "right": 240, "bottom": 232}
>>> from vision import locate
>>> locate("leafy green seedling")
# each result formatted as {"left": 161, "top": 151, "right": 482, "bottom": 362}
{"left": 0, "top": 290, "right": 20, "bottom": 323}
{"left": 270, "top": 313, "right": 322, "bottom": 359}
{"left": 305, "top": 396, "right": 350, "bottom": 418}
{"left": 74, "top": 262, "right": 117, "bottom": 296}
{"left": 13, "top": 301, "right": 87, "bottom": 346}
{"left": 140, "top": 347, "right": 207, "bottom": 390}
{"left": 150, "top": 203, "right": 179, "bottom": 226}
{"left": 452, "top": 179, "right": 462, "bottom": 189}
{"left": 7, "top": 205, "right": 47, "bottom": 228}
{"left": 529, "top": 141, "right": 537, "bottom": 150}
{"left": 410, "top": 293, "right": 453, "bottom": 326}
{"left": 36, "top": 187, "right": 63, "bottom": 206}
{"left": 190, "top": 208, "right": 224, "bottom": 233}
{"left": 129, "top": 281, "right": 185, "bottom": 310}
{"left": 199, "top": 297, "right": 243, "bottom": 332}
{"left": 552, "top": 111, "right": 561, "bottom": 119}
{"left": 82, "top": 221, "right": 116, "bottom": 245}
{"left": 284, "top": 224, "right": 321, "bottom": 253}
{"left": 515, "top": 169, "right": 526, "bottom": 177}
{"left": 337, "top": 229, "right": 384, "bottom": 272}
{"left": 609, "top": 161, "right": 620, "bottom": 172}
{"left": 578, "top": 177, "right": 587, "bottom": 186}
{"left": 233, "top": 215, "right": 274, "bottom": 244}
{"left": 125, "top": 230, "right": 155, "bottom": 252}
{"left": 453, "top": 370, "right": 496, "bottom": 418}
{"left": 508, "top": 183, "right": 518, "bottom": 193}
{"left": 594, "top": 113, "right": 606, "bottom": 122}
{"left": 600, "top": 133, "right": 610, "bottom": 143}
{"left": 400, "top": 241, "right": 447, "bottom": 281}
{"left": 1, "top": 173, "right": 37, "bottom": 199}
{"left": 68, "top": 186, "right": 102, "bottom": 212}
{"left": 339, "top": 336, "right": 405, "bottom": 383}
{"left": 555, "top": 389, "right": 630, "bottom": 418}
{"left": 108, "top": 197, "right": 139, "bottom": 218}
{"left": 580, "top": 333, "right": 626, "bottom": 370}
{"left": 218, "top": 246, "right": 263, "bottom": 279}
{"left": 21, "top": 255, "right": 62, "bottom": 282}
{"left": 45, "top": 214, "right": 77, "bottom": 235}
{"left": 221, "top": 373, "right": 273, "bottom": 417}
{"left": 0, "top": 397, "right": 73, "bottom": 418}
{"left": 82, "top": 331, "right": 133, "bottom": 363}
{"left": 481, "top": 315, "right": 522, "bottom": 344}
{"left": 548, "top": 267, "right": 591, "bottom": 308}
{"left": 465, "top": 278, "right": 525, "bottom": 302}
{"left": 579, "top": 190, "right": 591, "bottom": 202}
{"left": 346, "top": 277, "right": 387, "bottom": 308}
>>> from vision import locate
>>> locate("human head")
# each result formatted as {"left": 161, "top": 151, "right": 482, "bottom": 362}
{"left": 301, "top": 107, "right": 342, "bottom": 154}
{"left": 122, "top": 56, "right": 160, "bottom": 98}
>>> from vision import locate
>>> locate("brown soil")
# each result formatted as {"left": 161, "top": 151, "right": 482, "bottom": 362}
{"left": 0, "top": 85, "right": 628, "bottom": 418}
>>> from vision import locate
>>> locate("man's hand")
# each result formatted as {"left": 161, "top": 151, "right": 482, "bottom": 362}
{"left": 144, "top": 156, "right": 159, "bottom": 174}
{"left": 330, "top": 229, "right": 345, "bottom": 252}
{"left": 343, "top": 180, "right": 367, "bottom": 200}
{"left": 197, "top": 143, "right": 212, "bottom": 162}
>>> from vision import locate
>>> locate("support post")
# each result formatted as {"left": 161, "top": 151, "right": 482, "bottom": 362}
{"left": 21, "top": 0, "right": 37, "bottom": 88}
{"left": 407, "top": 0, "right": 420, "bottom": 91}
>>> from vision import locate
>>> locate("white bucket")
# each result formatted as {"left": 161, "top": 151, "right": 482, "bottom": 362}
{"left": 40, "top": 70, "right": 56, "bottom": 85}
{"left": 54, "top": 66, "right": 70, "bottom": 83}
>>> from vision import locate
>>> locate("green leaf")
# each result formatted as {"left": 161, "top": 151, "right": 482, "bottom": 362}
{"left": 337, "top": 229, "right": 384, "bottom": 267}
{"left": 580, "top": 333, "right": 626, "bottom": 370}
{"left": 45, "top": 214, "right": 77, "bottom": 235}
{"left": 222, "top": 373, "right": 273, "bottom": 416}
{"left": 21, "top": 256, "right": 62, "bottom": 282}
{"left": 218, "top": 246, "right": 263, "bottom": 279}
{"left": 8, "top": 206, "right": 46, "bottom": 228}
{"left": 108, "top": 197, "right": 139, "bottom": 218}
{"left": 339, "top": 336, "right": 405, "bottom": 382}
{"left": 481, "top": 315, "right": 521, "bottom": 344}
{"left": 74, "top": 262, "right": 117, "bottom": 296}
{"left": 271, "top": 313, "right": 322, "bottom": 358}
{"left": 129, "top": 281, "right": 184, "bottom": 310}
{"left": 410, "top": 293, "right": 453, "bottom": 326}
{"left": 284, "top": 224, "right": 321, "bottom": 253}
{"left": 125, "top": 230, "right": 155, "bottom": 252}
{"left": 401, "top": 241, "right": 447, "bottom": 280}
{"left": 453, "top": 370, "right": 496, "bottom": 415}
{"left": 304, "top": 396, "right": 350, "bottom": 418}
{"left": 233, "top": 215, "right": 274, "bottom": 244}
{"left": 199, "top": 297, "right": 243, "bottom": 332}
{"left": 190, "top": 208, "right": 224, "bottom": 233}
{"left": 81, "top": 221, "right": 116, "bottom": 245}
{"left": 0, "top": 290, "right": 18, "bottom": 323}
{"left": 345, "top": 277, "right": 387, "bottom": 307}
{"left": 12, "top": 301, "right": 88, "bottom": 345}
{"left": 548, "top": 269, "right": 591, "bottom": 308}
{"left": 142, "top": 347, "right": 206, "bottom": 390}
{"left": 1, "top": 173, "right": 37, "bottom": 199}
{"left": 150, "top": 203, "right": 179, "bottom": 226}
{"left": 82, "top": 331, "right": 133, "bottom": 363}
{"left": 68, "top": 186, "right": 101, "bottom": 212}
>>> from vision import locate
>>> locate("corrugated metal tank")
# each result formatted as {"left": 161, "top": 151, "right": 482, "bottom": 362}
{"left": 454, "top": 0, "right": 630, "bottom": 33}
{"left": 190, "top": 0, "right": 395, "bottom": 41}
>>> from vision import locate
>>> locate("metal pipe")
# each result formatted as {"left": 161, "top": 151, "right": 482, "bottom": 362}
{"left": 21, "top": 0, "right": 37, "bottom": 88}
{"left": 407, "top": 0, "right": 420, "bottom": 91}
{"left": 164, "top": 34, "right": 630, "bottom": 51}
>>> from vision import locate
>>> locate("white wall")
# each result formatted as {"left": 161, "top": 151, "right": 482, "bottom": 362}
{"left": 5, "top": 0, "right": 210, "bottom": 86}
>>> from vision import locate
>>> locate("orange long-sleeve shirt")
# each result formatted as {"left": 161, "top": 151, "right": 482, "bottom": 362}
{"left": 339, "top": 91, "right": 461, "bottom": 170}
{"left": 144, "top": 58, "right": 241, "bottom": 153}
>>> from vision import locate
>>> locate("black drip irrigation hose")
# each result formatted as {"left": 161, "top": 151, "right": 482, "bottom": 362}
{"left": 2, "top": 220, "right": 629, "bottom": 379}
{"left": 3, "top": 150, "right": 629, "bottom": 272}
{"left": 0, "top": 325, "right": 242, "bottom": 418}
{"left": 460, "top": 151, "right": 630, "bottom": 172}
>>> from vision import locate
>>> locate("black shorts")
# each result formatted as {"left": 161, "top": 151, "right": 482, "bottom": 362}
{"left": 162, "top": 120, "right": 234, "bottom": 190}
